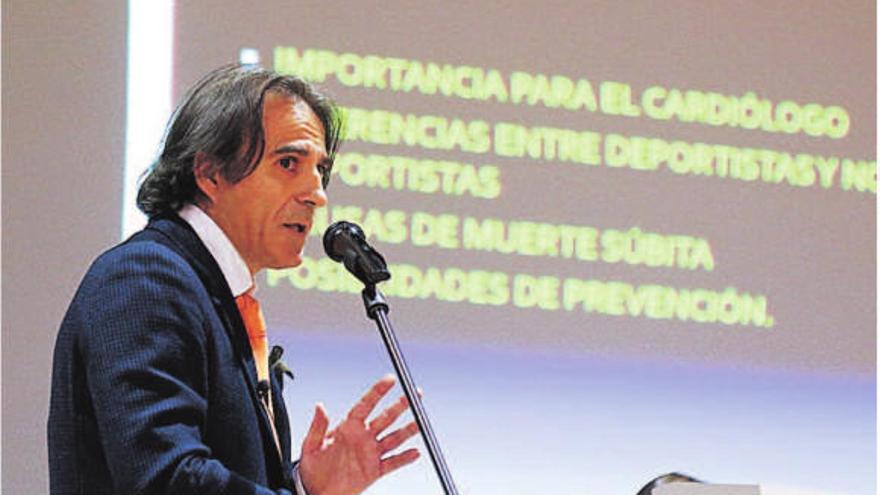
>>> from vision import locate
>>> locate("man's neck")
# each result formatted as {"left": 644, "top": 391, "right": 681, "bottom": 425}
{"left": 178, "top": 203, "right": 254, "bottom": 296}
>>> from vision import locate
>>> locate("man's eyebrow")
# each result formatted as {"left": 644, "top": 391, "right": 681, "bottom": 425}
{"left": 273, "top": 144, "right": 333, "bottom": 169}
{"left": 272, "top": 144, "right": 309, "bottom": 156}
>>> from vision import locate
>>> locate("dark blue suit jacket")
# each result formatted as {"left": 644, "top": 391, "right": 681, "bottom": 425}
{"left": 49, "top": 214, "right": 297, "bottom": 494}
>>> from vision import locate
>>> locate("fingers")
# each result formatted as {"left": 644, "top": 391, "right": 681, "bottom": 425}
{"left": 368, "top": 394, "right": 410, "bottom": 433}
{"left": 379, "top": 448, "right": 421, "bottom": 476}
{"left": 377, "top": 421, "right": 420, "bottom": 453}
{"left": 347, "top": 374, "right": 396, "bottom": 422}
{"left": 368, "top": 386, "right": 424, "bottom": 433}
{"left": 302, "top": 402, "right": 329, "bottom": 454}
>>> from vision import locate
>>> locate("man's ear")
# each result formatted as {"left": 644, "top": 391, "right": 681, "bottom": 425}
{"left": 193, "top": 152, "right": 221, "bottom": 203}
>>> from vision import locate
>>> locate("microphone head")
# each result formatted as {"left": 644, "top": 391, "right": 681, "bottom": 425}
{"left": 323, "top": 221, "right": 391, "bottom": 285}
{"left": 323, "top": 221, "right": 365, "bottom": 262}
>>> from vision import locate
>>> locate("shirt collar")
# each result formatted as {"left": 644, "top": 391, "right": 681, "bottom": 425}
{"left": 178, "top": 203, "right": 253, "bottom": 297}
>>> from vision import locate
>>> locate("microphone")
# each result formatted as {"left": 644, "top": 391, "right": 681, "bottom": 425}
{"left": 256, "top": 380, "right": 270, "bottom": 404}
{"left": 324, "top": 221, "right": 460, "bottom": 494}
{"left": 322, "top": 221, "right": 391, "bottom": 285}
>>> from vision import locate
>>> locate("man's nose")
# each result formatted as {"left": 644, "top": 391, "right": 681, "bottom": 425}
{"left": 299, "top": 168, "right": 328, "bottom": 208}
{"left": 304, "top": 187, "right": 328, "bottom": 208}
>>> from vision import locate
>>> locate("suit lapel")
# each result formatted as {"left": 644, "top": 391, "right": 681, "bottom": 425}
{"left": 142, "top": 215, "right": 286, "bottom": 473}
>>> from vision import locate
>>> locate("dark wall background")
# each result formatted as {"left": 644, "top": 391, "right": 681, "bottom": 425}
{"left": 2, "top": 1, "right": 126, "bottom": 492}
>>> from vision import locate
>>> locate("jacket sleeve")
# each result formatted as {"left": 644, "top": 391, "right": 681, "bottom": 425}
{"left": 76, "top": 242, "right": 293, "bottom": 495}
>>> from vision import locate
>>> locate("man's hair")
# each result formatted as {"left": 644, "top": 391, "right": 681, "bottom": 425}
{"left": 136, "top": 64, "right": 343, "bottom": 217}
{"left": 636, "top": 472, "right": 703, "bottom": 495}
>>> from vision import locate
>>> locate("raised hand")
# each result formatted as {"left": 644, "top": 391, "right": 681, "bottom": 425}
{"left": 298, "top": 375, "right": 421, "bottom": 495}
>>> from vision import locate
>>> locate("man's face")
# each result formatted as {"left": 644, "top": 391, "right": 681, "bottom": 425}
{"left": 201, "top": 92, "right": 329, "bottom": 274}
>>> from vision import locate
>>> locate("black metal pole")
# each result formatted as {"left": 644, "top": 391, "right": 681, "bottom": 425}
{"left": 361, "top": 285, "right": 460, "bottom": 495}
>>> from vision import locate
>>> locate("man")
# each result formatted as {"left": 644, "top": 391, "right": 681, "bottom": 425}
{"left": 49, "top": 65, "right": 420, "bottom": 494}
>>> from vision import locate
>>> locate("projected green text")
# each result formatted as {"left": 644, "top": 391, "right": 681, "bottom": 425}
{"left": 332, "top": 152, "right": 501, "bottom": 199}
{"left": 276, "top": 45, "right": 852, "bottom": 139}
{"left": 264, "top": 43, "right": 878, "bottom": 331}
{"left": 266, "top": 257, "right": 772, "bottom": 328}
{"left": 342, "top": 105, "right": 875, "bottom": 193}
{"left": 308, "top": 205, "right": 715, "bottom": 272}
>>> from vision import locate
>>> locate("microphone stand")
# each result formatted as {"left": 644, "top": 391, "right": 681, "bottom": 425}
{"left": 361, "top": 284, "right": 460, "bottom": 495}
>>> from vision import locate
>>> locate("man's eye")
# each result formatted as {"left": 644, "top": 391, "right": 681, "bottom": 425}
{"left": 279, "top": 157, "right": 297, "bottom": 170}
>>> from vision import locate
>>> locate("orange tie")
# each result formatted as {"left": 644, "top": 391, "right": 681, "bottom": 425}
{"left": 235, "top": 292, "right": 271, "bottom": 384}
{"left": 236, "top": 292, "right": 282, "bottom": 454}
